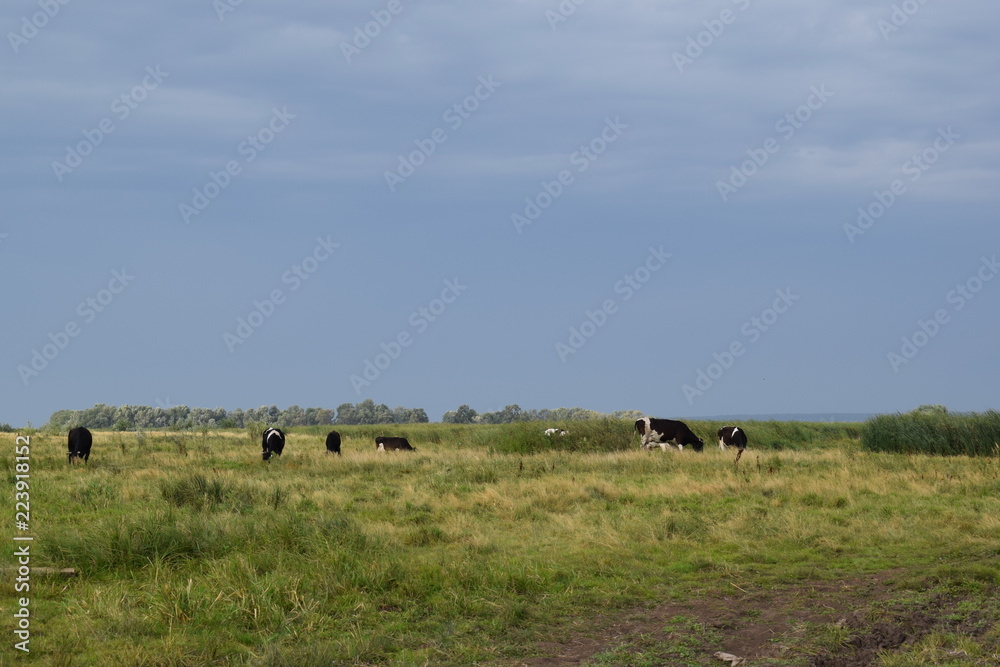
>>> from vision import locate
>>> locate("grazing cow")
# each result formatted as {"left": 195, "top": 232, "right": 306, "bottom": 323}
{"left": 67, "top": 427, "right": 93, "bottom": 464}
{"left": 544, "top": 428, "right": 569, "bottom": 437}
{"left": 376, "top": 436, "right": 414, "bottom": 451}
{"left": 325, "top": 430, "right": 341, "bottom": 456}
{"left": 717, "top": 426, "right": 748, "bottom": 463}
{"left": 261, "top": 427, "right": 285, "bottom": 461}
{"left": 635, "top": 417, "right": 704, "bottom": 452}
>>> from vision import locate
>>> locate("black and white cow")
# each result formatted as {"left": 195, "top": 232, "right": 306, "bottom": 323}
{"left": 717, "top": 425, "right": 748, "bottom": 463}
{"left": 325, "top": 430, "right": 341, "bottom": 455}
{"left": 261, "top": 427, "right": 286, "bottom": 461}
{"left": 376, "top": 436, "right": 414, "bottom": 451}
{"left": 635, "top": 417, "right": 704, "bottom": 452}
{"left": 67, "top": 426, "right": 93, "bottom": 464}
{"left": 544, "top": 428, "right": 568, "bottom": 437}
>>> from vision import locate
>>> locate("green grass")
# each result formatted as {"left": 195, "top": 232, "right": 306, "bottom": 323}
{"left": 294, "top": 418, "right": 861, "bottom": 455}
{"left": 2, "top": 425, "right": 998, "bottom": 665}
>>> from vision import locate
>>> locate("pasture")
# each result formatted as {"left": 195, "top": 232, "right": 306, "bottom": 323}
{"left": 3, "top": 422, "right": 999, "bottom": 665}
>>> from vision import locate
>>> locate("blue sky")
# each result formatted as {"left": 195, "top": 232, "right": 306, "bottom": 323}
{"left": 3, "top": 0, "right": 997, "bottom": 426}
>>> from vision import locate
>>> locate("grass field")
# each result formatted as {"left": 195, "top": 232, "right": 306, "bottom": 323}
{"left": 3, "top": 422, "right": 999, "bottom": 665}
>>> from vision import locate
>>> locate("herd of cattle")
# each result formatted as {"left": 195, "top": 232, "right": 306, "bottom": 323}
{"left": 66, "top": 418, "right": 748, "bottom": 464}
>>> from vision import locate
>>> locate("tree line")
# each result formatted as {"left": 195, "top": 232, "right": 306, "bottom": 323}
{"left": 442, "top": 404, "right": 643, "bottom": 424}
{"left": 42, "top": 401, "right": 643, "bottom": 431}
{"left": 46, "top": 400, "right": 428, "bottom": 431}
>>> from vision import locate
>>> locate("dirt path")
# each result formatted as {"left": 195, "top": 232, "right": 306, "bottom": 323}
{"left": 505, "top": 570, "right": 999, "bottom": 666}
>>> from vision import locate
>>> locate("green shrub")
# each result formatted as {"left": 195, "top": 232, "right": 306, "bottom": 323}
{"left": 861, "top": 410, "right": 1000, "bottom": 456}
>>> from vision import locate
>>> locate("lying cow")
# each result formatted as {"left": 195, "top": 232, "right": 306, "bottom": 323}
{"left": 635, "top": 417, "right": 704, "bottom": 452}
{"left": 376, "top": 436, "right": 414, "bottom": 451}
{"left": 544, "top": 428, "right": 568, "bottom": 437}
{"left": 261, "top": 427, "right": 286, "bottom": 461}
{"left": 718, "top": 425, "right": 748, "bottom": 463}
{"left": 68, "top": 426, "right": 93, "bottom": 464}
{"left": 325, "top": 430, "right": 341, "bottom": 455}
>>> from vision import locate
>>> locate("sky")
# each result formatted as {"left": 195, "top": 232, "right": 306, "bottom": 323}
{"left": 2, "top": 0, "right": 997, "bottom": 427}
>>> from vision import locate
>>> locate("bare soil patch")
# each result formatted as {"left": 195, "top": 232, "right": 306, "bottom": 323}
{"left": 507, "top": 571, "right": 998, "bottom": 666}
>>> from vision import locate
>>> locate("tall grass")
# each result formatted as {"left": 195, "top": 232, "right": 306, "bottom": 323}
{"left": 303, "top": 418, "right": 861, "bottom": 455}
{"left": 862, "top": 410, "right": 1000, "bottom": 456}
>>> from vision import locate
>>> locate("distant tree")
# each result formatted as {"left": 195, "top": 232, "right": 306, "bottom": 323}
{"left": 168, "top": 405, "right": 190, "bottom": 427}
{"left": 476, "top": 404, "right": 526, "bottom": 424}
{"left": 500, "top": 404, "right": 526, "bottom": 422}
{"left": 47, "top": 410, "right": 77, "bottom": 431}
{"left": 442, "top": 405, "right": 640, "bottom": 424}
{"left": 313, "top": 408, "right": 335, "bottom": 425}
{"left": 303, "top": 407, "right": 318, "bottom": 425}
{"left": 281, "top": 405, "right": 307, "bottom": 427}
{"left": 548, "top": 407, "right": 600, "bottom": 421}
{"left": 336, "top": 403, "right": 360, "bottom": 425}
{"left": 911, "top": 404, "right": 948, "bottom": 415}
{"left": 81, "top": 404, "right": 116, "bottom": 429}
{"left": 443, "top": 404, "right": 478, "bottom": 424}
{"left": 190, "top": 407, "right": 216, "bottom": 426}
{"left": 369, "top": 401, "right": 395, "bottom": 425}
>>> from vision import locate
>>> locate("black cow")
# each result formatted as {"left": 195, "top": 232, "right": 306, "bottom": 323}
{"left": 67, "top": 426, "right": 93, "bottom": 464}
{"left": 261, "top": 427, "right": 285, "bottom": 461}
{"left": 376, "top": 436, "right": 414, "bottom": 451}
{"left": 635, "top": 417, "right": 704, "bottom": 452}
{"left": 717, "top": 426, "right": 748, "bottom": 463}
{"left": 325, "top": 430, "right": 341, "bottom": 455}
